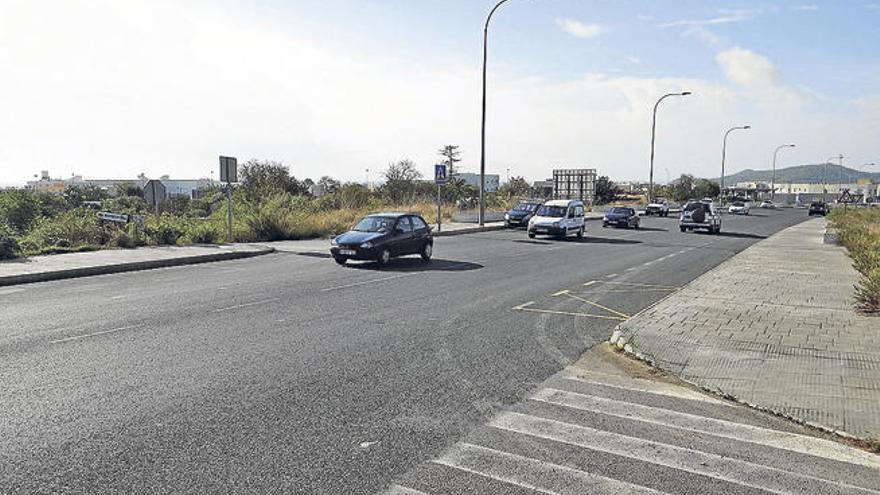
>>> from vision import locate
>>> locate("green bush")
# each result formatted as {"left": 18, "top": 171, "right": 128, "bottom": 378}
{"left": 0, "top": 222, "right": 20, "bottom": 259}
{"left": 830, "top": 208, "right": 880, "bottom": 315}
{"left": 145, "top": 214, "right": 189, "bottom": 245}
{"left": 18, "top": 208, "right": 103, "bottom": 255}
{"left": 0, "top": 189, "right": 41, "bottom": 233}
{"left": 186, "top": 221, "right": 223, "bottom": 244}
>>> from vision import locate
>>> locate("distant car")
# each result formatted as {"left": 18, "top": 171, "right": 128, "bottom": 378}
{"left": 504, "top": 200, "right": 543, "bottom": 228}
{"left": 759, "top": 200, "right": 776, "bottom": 209}
{"left": 680, "top": 201, "right": 722, "bottom": 234}
{"left": 330, "top": 213, "right": 433, "bottom": 265}
{"left": 528, "top": 199, "right": 586, "bottom": 239}
{"left": 808, "top": 201, "right": 828, "bottom": 216}
{"left": 728, "top": 201, "right": 750, "bottom": 215}
{"left": 603, "top": 207, "right": 640, "bottom": 229}
{"left": 645, "top": 198, "right": 669, "bottom": 216}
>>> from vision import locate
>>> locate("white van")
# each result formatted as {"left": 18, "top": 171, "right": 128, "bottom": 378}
{"left": 527, "top": 199, "right": 586, "bottom": 239}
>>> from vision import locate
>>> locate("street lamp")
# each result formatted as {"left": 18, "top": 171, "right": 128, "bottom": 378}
{"left": 479, "top": 0, "right": 511, "bottom": 226}
{"left": 823, "top": 155, "right": 843, "bottom": 202}
{"left": 771, "top": 143, "right": 795, "bottom": 201}
{"left": 648, "top": 91, "right": 691, "bottom": 203}
{"left": 720, "top": 125, "right": 750, "bottom": 202}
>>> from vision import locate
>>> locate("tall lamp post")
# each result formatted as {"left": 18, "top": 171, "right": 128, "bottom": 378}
{"left": 720, "top": 125, "right": 750, "bottom": 202}
{"left": 771, "top": 143, "right": 795, "bottom": 202}
{"left": 648, "top": 91, "right": 691, "bottom": 203}
{"left": 479, "top": 0, "right": 510, "bottom": 226}
{"left": 824, "top": 154, "right": 843, "bottom": 202}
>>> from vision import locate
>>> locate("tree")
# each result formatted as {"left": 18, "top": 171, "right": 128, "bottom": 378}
{"left": 382, "top": 159, "right": 422, "bottom": 205}
{"left": 440, "top": 177, "right": 477, "bottom": 207}
{"left": 317, "top": 176, "right": 341, "bottom": 195}
{"left": 115, "top": 182, "right": 143, "bottom": 198}
{"left": 693, "top": 179, "right": 721, "bottom": 199}
{"left": 671, "top": 174, "right": 696, "bottom": 202}
{"left": 438, "top": 145, "right": 462, "bottom": 176}
{"left": 239, "top": 160, "right": 308, "bottom": 201}
{"left": 498, "top": 176, "right": 531, "bottom": 200}
{"left": 0, "top": 189, "right": 41, "bottom": 233}
{"left": 594, "top": 176, "right": 619, "bottom": 205}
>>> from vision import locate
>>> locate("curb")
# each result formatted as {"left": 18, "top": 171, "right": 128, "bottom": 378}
{"left": 0, "top": 247, "right": 275, "bottom": 287}
{"left": 433, "top": 225, "right": 505, "bottom": 237}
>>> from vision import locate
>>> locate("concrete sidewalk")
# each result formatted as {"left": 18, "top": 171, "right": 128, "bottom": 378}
{"left": 613, "top": 218, "right": 880, "bottom": 439}
{"left": 0, "top": 244, "right": 273, "bottom": 287}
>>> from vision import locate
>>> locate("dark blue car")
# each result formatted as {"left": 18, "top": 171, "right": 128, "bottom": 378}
{"left": 602, "top": 207, "right": 640, "bottom": 229}
{"left": 504, "top": 200, "right": 543, "bottom": 228}
{"left": 330, "top": 213, "right": 433, "bottom": 266}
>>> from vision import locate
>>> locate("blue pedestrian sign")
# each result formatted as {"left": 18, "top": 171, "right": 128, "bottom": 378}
{"left": 434, "top": 164, "right": 447, "bottom": 185}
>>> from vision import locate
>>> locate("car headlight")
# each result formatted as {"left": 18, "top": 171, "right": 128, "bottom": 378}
{"left": 603, "top": 216, "right": 608, "bottom": 221}
{"left": 330, "top": 238, "right": 338, "bottom": 246}
{"left": 360, "top": 241, "right": 373, "bottom": 249}
{"left": 504, "top": 213, "right": 510, "bottom": 220}
{"left": 552, "top": 221, "right": 560, "bottom": 227}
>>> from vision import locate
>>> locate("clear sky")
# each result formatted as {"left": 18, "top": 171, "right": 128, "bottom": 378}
{"left": 1, "top": 0, "right": 878, "bottom": 186}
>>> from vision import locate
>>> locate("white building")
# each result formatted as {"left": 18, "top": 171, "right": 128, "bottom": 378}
{"left": 454, "top": 173, "right": 500, "bottom": 193}
{"left": 26, "top": 171, "right": 217, "bottom": 198}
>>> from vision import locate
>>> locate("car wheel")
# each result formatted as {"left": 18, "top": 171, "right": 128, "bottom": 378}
{"left": 377, "top": 249, "right": 391, "bottom": 266}
{"left": 333, "top": 256, "right": 346, "bottom": 265}
{"left": 634, "top": 222, "right": 640, "bottom": 229}
{"left": 420, "top": 242, "right": 433, "bottom": 262}
{"left": 602, "top": 223, "right": 608, "bottom": 228}
{"left": 576, "top": 227, "right": 584, "bottom": 239}
{"left": 528, "top": 232, "right": 536, "bottom": 238}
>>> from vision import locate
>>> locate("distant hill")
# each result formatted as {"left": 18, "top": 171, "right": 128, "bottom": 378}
{"left": 718, "top": 163, "right": 880, "bottom": 184}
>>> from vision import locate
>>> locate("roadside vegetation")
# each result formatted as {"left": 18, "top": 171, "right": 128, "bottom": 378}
{"left": 0, "top": 159, "right": 530, "bottom": 260}
{"left": 829, "top": 207, "right": 880, "bottom": 315}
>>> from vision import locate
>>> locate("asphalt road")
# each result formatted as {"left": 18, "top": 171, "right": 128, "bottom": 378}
{"left": 0, "top": 208, "right": 810, "bottom": 493}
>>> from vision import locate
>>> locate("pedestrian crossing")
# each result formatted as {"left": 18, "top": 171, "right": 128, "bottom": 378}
{"left": 384, "top": 359, "right": 880, "bottom": 495}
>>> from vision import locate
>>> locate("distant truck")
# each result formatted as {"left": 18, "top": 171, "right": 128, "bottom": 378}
{"left": 645, "top": 198, "right": 670, "bottom": 216}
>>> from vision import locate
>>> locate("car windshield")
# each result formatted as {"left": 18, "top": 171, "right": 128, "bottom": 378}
{"left": 352, "top": 216, "right": 396, "bottom": 233}
{"left": 811, "top": 202, "right": 824, "bottom": 206}
{"left": 654, "top": 198, "right": 666, "bottom": 203}
{"left": 733, "top": 202, "right": 744, "bottom": 207}
{"left": 610, "top": 207, "right": 632, "bottom": 214}
{"left": 536, "top": 205, "right": 567, "bottom": 217}
{"left": 513, "top": 202, "right": 539, "bottom": 212}
{"left": 684, "top": 203, "right": 702, "bottom": 212}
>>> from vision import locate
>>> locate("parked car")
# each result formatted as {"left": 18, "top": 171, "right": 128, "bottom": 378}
{"left": 603, "top": 207, "right": 640, "bottom": 229}
{"left": 528, "top": 199, "right": 586, "bottom": 239}
{"left": 759, "top": 200, "right": 776, "bottom": 209}
{"left": 645, "top": 198, "right": 669, "bottom": 216}
{"left": 330, "top": 213, "right": 433, "bottom": 265}
{"left": 504, "top": 200, "right": 543, "bottom": 228}
{"left": 808, "top": 201, "right": 828, "bottom": 216}
{"left": 728, "top": 201, "right": 750, "bottom": 215}
{"left": 680, "top": 201, "right": 722, "bottom": 234}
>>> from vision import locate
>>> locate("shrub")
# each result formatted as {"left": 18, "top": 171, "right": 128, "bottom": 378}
{"left": 829, "top": 208, "right": 880, "bottom": 315}
{"left": 18, "top": 208, "right": 104, "bottom": 255}
{"left": 0, "top": 222, "right": 20, "bottom": 259}
{"left": 186, "top": 221, "right": 223, "bottom": 244}
{"left": 145, "top": 214, "right": 189, "bottom": 245}
{"left": 0, "top": 189, "right": 41, "bottom": 233}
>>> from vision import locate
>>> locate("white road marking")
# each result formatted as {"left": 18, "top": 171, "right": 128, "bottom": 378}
{"left": 492, "top": 412, "right": 880, "bottom": 495}
{"left": 212, "top": 298, "right": 279, "bottom": 313}
{"left": 110, "top": 295, "right": 126, "bottom": 300}
{"left": 383, "top": 486, "right": 429, "bottom": 495}
{"left": 532, "top": 388, "right": 880, "bottom": 470}
{"left": 605, "top": 273, "right": 619, "bottom": 279}
{"left": 322, "top": 273, "right": 416, "bottom": 292}
{"left": 50, "top": 325, "right": 143, "bottom": 344}
{"left": 434, "top": 442, "right": 664, "bottom": 495}
{"left": 558, "top": 374, "right": 732, "bottom": 405}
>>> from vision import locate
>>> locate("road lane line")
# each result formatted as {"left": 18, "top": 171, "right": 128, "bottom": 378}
{"left": 491, "top": 412, "right": 880, "bottom": 495}
{"left": 582, "top": 280, "right": 597, "bottom": 288}
{"left": 605, "top": 273, "right": 619, "bottom": 279}
{"left": 322, "top": 273, "right": 416, "bottom": 292}
{"left": 383, "top": 486, "right": 429, "bottom": 495}
{"left": 50, "top": 325, "right": 143, "bottom": 344}
{"left": 212, "top": 298, "right": 279, "bottom": 313}
{"left": 512, "top": 301, "right": 536, "bottom": 310}
{"left": 532, "top": 388, "right": 880, "bottom": 469}
{"left": 515, "top": 306, "right": 627, "bottom": 321}
{"left": 592, "top": 281, "right": 679, "bottom": 290}
{"left": 433, "top": 442, "right": 664, "bottom": 495}
{"left": 551, "top": 289, "right": 570, "bottom": 296}
{"left": 561, "top": 292, "right": 631, "bottom": 319}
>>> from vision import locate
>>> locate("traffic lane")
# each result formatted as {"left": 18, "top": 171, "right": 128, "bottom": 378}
{"left": 0, "top": 210, "right": 808, "bottom": 492}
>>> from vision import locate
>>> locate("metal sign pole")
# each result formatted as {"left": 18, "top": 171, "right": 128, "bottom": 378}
{"left": 437, "top": 183, "right": 442, "bottom": 233}
{"left": 226, "top": 183, "right": 234, "bottom": 243}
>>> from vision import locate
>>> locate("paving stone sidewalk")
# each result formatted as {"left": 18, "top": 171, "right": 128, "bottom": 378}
{"left": 614, "top": 218, "right": 880, "bottom": 438}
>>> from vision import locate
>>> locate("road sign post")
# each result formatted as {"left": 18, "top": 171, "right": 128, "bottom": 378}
{"left": 143, "top": 180, "right": 167, "bottom": 218}
{"left": 435, "top": 164, "right": 447, "bottom": 232}
{"left": 220, "top": 156, "right": 238, "bottom": 243}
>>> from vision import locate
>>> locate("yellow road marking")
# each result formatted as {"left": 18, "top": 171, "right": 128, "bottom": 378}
{"left": 561, "top": 292, "right": 631, "bottom": 319}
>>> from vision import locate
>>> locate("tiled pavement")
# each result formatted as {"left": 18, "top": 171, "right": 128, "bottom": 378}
{"left": 615, "top": 218, "right": 880, "bottom": 438}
